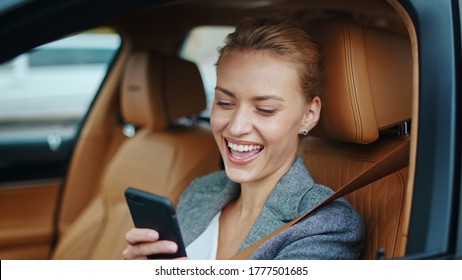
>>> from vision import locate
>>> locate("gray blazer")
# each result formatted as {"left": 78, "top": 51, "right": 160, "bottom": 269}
{"left": 177, "top": 156, "right": 364, "bottom": 260}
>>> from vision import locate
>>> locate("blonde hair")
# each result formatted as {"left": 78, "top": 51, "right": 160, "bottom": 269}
{"left": 217, "top": 15, "right": 323, "bottom": 101}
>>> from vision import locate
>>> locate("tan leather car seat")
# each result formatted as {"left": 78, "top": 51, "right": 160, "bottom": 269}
{"left": 302, "top": 18, "right": 413, "bottom": 259}
{"left": 51, "top": 51, "right": 220, "bottom": 259}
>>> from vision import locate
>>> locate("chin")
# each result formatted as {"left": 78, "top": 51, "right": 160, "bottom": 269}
{"left": 223, "top": 164, "right": 256, "bottom": 184}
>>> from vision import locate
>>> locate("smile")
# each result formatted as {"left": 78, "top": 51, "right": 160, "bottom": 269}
{"left": 227, "top": 141, "right": 262, "bottom": 152}
{"left": 225, "top": 138, "right": 264, "bottom": 164}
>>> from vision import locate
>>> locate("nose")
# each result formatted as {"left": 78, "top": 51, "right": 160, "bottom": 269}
{"left": 228, "top": 106, "right": 252, "bottom": 136}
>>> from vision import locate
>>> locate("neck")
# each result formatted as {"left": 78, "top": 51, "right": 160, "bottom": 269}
{"left": 229, "top": 155, "right": 299, "bottom": 218}
{"left": 233, "top": 177, "right": 279, "bottom": 219}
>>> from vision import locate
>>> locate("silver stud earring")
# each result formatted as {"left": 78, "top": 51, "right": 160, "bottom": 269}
{"left": 300, "top": 128, "right": 308, "bottom": 136}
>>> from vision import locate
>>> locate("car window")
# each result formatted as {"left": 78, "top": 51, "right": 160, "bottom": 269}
{"left": 0, "top": 30, "right": 121, "bottom": 143}
{"left": 180, "top": 26, "right": 234, "bottom": 117}
{"left": 28, "top": 48, "right": 117, "bottom": 67}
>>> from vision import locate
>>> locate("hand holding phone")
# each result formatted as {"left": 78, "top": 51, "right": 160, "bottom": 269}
{"left": 124, "top": 187, "right": 187, "bottom": 259}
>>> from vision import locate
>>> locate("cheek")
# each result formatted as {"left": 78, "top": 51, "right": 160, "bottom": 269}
{"left": 258, "top": 116, "right": 302, "bottom": 146}
{"left": 264, "top": 114, "right": 300, "bottom": 134}
{"left": 210, "top": 108, "right": 227, "bottom": 135}
{"left": 262, "top": 123, "right": 295, "bottom": 144}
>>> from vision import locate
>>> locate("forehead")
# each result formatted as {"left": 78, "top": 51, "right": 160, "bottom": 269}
{"left": 216, "top": 50, "right": 302, "bottom": 98}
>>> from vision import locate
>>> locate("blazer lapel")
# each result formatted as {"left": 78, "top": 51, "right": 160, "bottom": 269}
{"left": 239, "top": 156, "right": 317, "bottom": 251}
{"left": 180, "top": 174, "right": 240, "bottom": 246}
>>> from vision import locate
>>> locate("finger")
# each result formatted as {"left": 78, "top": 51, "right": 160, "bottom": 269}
{"left": 144, "top": 240, "right": 179, "bottom": 255}
{"left": 123, "top": 240, "right": 178, "bottom": 260}
{"left": 122, "top": 248, "right": 148, "bottom": 260}
{"left": 123, "top": 250, "right": 148, "bottom": 260}
{"left": 125, "top": 228, "right": 159, "bottom": 245}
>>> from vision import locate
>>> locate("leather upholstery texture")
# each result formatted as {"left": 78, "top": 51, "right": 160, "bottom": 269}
{"left": 0, "top": 181, "right": 60, "bottom": 259}
{"left": 52, "top": 51, "right": 220, "bottom": 259}
{"left": 307, "top": 18, "right": 412, "bottom": 144}
{"left": 121, "top": 52, "right": 206, "bottom": 130}
{"left": 302, "top": 137, "right": 409, "bottom": 259}
{"left": 302, "top": 18, "right": 413, "bottom": 259}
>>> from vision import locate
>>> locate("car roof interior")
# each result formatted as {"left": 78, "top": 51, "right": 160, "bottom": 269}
{"left": 0, "top": 0, "right": 408, "bottom": 62}
{"left": 113, "top": 0, "right": 408, "bottom": 53}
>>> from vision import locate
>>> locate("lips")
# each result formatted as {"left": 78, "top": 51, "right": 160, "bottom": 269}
{"left": 225, "top": 138, "right": 264, "bottom": 164}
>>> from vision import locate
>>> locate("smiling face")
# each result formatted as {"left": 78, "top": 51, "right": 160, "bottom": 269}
{"left": 211, "top": 50, "right": 320, "bottom": 187}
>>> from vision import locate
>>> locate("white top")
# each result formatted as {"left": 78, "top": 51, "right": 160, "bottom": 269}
{"left": 185, "top": 211, "right": 221, "bottom": 260}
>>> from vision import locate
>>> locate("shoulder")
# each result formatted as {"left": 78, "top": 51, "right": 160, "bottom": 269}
{"left": 300, "top": 183, "right": 362, "bottom": 235}
{"left": 300, "top": 197, "right": 364, "bottom": 239}
{"left": 297, "top": 183, "right": 335, "bottom": 214}
{"left": 251, "top": 188, "right": 365, "bottom": 260}
{"left": 296, "top": 198, "right": 364, "bottom": 258}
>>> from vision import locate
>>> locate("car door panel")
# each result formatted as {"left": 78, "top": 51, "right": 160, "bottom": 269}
{"left": 0, "top": 133, "right": 72, "bottom": 259}
{"left": 0, "top": 181, "right": 60, "bottom": 259}
{"left": 0, "top": 137, "right": 74, "bottom": 183}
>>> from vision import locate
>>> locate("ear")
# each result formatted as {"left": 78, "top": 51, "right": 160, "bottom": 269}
{"left": 301, "top": 96, "right": 321, "bottom": 132}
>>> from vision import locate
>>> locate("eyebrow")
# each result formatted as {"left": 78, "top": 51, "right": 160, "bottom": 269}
{"left": 215, "top": 86, "right": 285, "bottom": 102}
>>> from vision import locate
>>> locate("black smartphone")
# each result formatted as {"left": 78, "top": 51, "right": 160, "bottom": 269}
{"left": 124, "top": 187, "right": 187, "bottom": 259}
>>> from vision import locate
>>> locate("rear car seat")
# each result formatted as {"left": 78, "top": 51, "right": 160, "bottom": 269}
{"left": 302, "top": 18, "right": 413, "bottom": 259}
{"left": 52, "top": 51, "right": 220, "bottom": 259}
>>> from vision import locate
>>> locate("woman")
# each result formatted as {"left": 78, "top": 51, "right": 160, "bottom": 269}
{"left": 123, "top": 16, "right": 364, "bottom": 260}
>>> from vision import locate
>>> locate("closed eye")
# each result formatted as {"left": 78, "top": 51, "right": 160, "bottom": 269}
{"left": 256, "top": 107, "right": 278, "bottom": 116}
{"left": 215, "top": 100, "right": 234, "bottom": 109}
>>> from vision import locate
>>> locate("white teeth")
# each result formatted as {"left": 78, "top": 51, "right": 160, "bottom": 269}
{"left": 227, "top": 141, "right": 262, "bottom": 152}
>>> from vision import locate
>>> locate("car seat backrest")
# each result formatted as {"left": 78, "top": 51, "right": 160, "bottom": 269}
{"left": 120, "top": 52, "right": 206, "bottom": 130}
{"left": 308, "top": 18, "right": 412, "bottom": 144}
{"left": 302, "top": 18, "right": 413, "bottom": 259}
{"left": 51, "top": 51, "right": 220, "bottom": 259}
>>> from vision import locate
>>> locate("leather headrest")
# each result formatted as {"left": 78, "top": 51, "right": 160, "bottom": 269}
{"left": 121, "top": 51, "right": 206, "bottom": 130}
{"left": 306, "top": 18, "right": 412, "bottom": 144}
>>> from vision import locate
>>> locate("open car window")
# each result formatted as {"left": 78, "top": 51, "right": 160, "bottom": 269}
{"left": 0, "top": 30, "right": 121, "bottom": 144}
